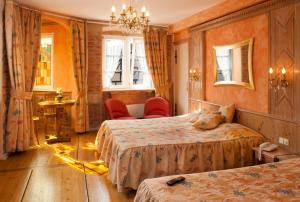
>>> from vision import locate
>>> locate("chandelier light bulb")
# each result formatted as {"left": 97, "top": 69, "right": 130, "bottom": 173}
{"left": 142, "top": 6, "right": 146, "bottom": 13}
{"left": 109, "top": 3, "right": 150, "bottom": 33}
{"left": 112, "top": 6, "right": 116, "bottom": 13}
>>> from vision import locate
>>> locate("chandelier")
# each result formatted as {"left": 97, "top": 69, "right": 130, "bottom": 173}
{"left": 110, "top": 0, "right": 150, "bottom": 33}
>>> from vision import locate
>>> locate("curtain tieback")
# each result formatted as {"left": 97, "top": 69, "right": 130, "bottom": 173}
{"left": 11, "top": 91, "right": 33, "bottom": 100}
{"left": 76, "top": 91, "right": 86, "bottom": 105}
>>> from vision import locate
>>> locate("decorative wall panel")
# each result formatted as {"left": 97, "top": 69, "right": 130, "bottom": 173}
{"left": 269, "top": 3, "right": 300, "bottom": 122}
{"left": 188, "top": 30, "right": 205, "bottom": 112}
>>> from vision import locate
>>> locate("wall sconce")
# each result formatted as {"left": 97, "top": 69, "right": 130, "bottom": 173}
{"left": 189, "top": 69, "right": 201, "bottom": 81}
{"left": 269, "top": 66, "right": 288, "bottom": 90}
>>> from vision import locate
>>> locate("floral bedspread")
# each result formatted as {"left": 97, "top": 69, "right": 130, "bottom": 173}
{"left": 135, "top": 158, "right": 300, "bottom": 202}
{"left": 95, "top": 116, "right": 264, "bottom": 191}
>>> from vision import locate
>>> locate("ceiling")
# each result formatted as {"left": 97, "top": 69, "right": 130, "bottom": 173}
{"left": 19, "top": 0, "right": 224, "bottom": 25}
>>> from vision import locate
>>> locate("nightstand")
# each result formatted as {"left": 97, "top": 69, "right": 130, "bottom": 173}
{"left": 252, "top": 147, "right": 298, "bottom": 164}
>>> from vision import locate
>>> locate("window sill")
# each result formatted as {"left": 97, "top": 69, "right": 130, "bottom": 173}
{"left": 102, "top": 88, "right": 155, "bottom": 92}
{"left": 33, "top": 90, "right": 72, "bottom": 93}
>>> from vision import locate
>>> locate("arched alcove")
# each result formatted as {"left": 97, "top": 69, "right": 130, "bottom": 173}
{"left": 39, "top": 14, "right": 75, "bottom": 93}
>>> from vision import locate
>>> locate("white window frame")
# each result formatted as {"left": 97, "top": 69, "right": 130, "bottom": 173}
{"left": 102, "top": 35, "right": 153, "bottom": 90}
{"left": 34, "top": 33, "right": 54, "bottom": 91}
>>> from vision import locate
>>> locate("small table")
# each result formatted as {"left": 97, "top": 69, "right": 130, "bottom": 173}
{"left": 252, "top": 146, "right": 299, "bottom": 164}
{"left": 38, "top": 100, "right": 76, "bottom": 144}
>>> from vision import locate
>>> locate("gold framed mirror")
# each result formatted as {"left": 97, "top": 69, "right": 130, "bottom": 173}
{"left": 213, "top": 38, "right": 254, "bottom": 89}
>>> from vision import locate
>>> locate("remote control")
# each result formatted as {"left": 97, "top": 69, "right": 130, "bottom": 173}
{"left": 166, "top": 176, "right": 185, "bottom": 186}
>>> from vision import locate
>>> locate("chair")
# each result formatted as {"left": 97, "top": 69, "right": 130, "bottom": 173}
{"left": 105, "top": 99, "right": 136, "bottom": 120}
{"left": 143, "top": 97, "right": 171, "bottom": 119}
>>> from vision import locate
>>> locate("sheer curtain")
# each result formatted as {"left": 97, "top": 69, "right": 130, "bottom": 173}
{"left": 103, "top": 39, "right": 124, "bottom": 88}
{"left": 5, "top": 1, "right": 41, "bottom": 152}
{"left": 133, "top": 39, "right": 152, "bottom": 88}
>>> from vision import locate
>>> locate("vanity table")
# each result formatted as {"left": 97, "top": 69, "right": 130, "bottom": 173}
{"left": 38, "top": 99, "right": 76, "bottom": 144}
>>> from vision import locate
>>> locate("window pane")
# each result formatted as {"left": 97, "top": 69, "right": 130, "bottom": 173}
{"left": 104, "top": 39, "right": 125, "bottom": 88}
{"left": 35, "top": 35, "right": 53, "bottom": 89}
{"left": 132, "top": 40, "right": 152, "bottom": 88}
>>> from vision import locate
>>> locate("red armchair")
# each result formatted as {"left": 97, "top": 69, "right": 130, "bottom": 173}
{"left": 105, "top": 99, "right": 136, "bottom": 120}
{"left": 143, "top": 97, "right": 171, "bottom": 119}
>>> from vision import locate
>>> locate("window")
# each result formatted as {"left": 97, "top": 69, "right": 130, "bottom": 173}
{"left": 103, "top": 36, "right": 153, "bottom": 89}
{"left": 34, "top": 34, "right": 54, "bottom": 90}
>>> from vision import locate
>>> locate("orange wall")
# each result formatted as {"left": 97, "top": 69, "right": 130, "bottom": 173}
{"left": 205, "top": 14, "right": 269, "bottom": 113}
{"left": 169, "top": 0, "right": 267, "bottom": 33}
{"left": 41, "top": 23, "right": 75, "bottom": 92}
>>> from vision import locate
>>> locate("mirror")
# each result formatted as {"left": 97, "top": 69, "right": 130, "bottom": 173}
{"left": 213, "top": 38, "right": 254, "bottom": 89}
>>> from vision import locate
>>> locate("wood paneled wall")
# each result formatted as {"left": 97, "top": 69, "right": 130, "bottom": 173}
{"left": 269, "top": 3, "right": 300, "bottom": 122}
{"left": 187, "top": 0, "right": 300, "bottom": 152}
{"left": 188, "top": 30, "right": 205, "bottom": 112}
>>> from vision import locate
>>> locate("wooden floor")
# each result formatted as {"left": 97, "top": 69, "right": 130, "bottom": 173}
{"left": 0, "top": 132, "right": 136, "bottom": 202}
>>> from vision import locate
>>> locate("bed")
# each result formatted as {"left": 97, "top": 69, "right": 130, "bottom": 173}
{"left": 95, "top": 115, "right": 264, "bottom": 191}
{"left": 135, "top": 158, "right": 300, "bottom": 202}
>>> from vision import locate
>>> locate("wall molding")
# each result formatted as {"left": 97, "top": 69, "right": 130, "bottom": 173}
{"left": 190, "top": 0, "right": 296, "bottom": 32}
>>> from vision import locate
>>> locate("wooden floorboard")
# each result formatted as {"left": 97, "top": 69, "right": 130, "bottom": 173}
{"left": 86, "top": 174, "right": 135, "bottom": 202}
{"left": 0, "top": 169, "right": 32, "bottom": 202}
{"left": 22, "top": 165, "right": 88, "bottom": 202}
{"left": 0, "top": 132, "right": 135, "bottom": 202}
{"left": 0, "top": 146, "right": 66, "bottom": 172}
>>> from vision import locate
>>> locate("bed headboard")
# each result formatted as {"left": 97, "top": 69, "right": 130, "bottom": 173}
{"left": 197, "top": 100, "right": 300, "bottom": 153}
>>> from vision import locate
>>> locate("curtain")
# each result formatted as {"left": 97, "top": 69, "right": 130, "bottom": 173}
{"left": 134, "top": 39, "right": 152, "bottom": 88}
{"left": 143, "top": 27, "right": 173, "bottom": 103}
{"left": 71, "top": 21, "right": 89, "bottom": 133}
{"left": 5, "top": 1, "right": 41, "bottom": 152}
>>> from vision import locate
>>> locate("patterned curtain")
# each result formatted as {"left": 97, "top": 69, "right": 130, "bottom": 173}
{"left": 71, "top": 21, "right": 89, "bottom": 133}
{"left": 5, "top": 1, "right": 41, "bottom": 152}
{"left": 143, "top": 27, "right": 173, "bottom": 103}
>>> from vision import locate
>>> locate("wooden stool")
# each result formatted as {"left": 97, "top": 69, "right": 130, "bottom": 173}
{"left": 32, "top": 116, "right": 40, "bottom": 145}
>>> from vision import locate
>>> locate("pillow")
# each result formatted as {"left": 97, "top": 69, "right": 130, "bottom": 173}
{"left": 218, "top": 104, "right": 235, "bottom": 123}
{"left": 188, "top": 111, "right": 202, "bottom": 123}
{"left": 188, "top": 110, "right": 221, "bottom": 123}
{"left": 193, "top": 113, "right": 224, "bottom": 130}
